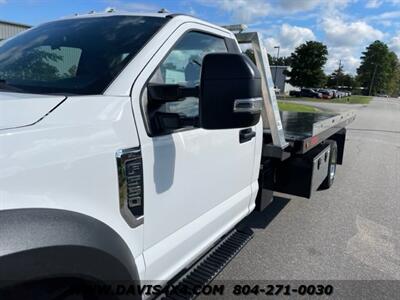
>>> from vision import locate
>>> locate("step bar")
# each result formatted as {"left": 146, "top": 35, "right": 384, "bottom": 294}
{"left": 157, "top": 228, "right": 253, "bottom": 300}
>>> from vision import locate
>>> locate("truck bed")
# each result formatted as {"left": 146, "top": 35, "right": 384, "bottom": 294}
{"left": 264, "top": 110, "right": 356, "bottom": 154}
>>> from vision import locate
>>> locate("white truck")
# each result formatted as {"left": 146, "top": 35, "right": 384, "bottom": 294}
{"left": 0, "top": 12, "right": 355, "bottom": 299}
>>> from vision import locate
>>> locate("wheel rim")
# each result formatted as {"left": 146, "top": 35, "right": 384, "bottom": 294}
{"left": 329, "top": 164, "right": 336, "bottom": 181}
{"left": 329, "top": 148, "right": 337, "bottom": 181}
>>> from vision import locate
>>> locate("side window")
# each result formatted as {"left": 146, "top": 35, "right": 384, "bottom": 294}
{"left": 146, "top": 31, "right": 228, "bottom": 135}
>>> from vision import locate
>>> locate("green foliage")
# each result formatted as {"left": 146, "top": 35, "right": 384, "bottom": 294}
{"left": 386, "top": 51, "right": 400, "bottom": 97}
{"left": 278, "top": 101, "right": 321, "bottom": 113}
{"left": 287, "top": 95, "right": 372, "bottom": 104}
{"left": 268, "top": 53, "right": 291, "bottom": 66}
{"left": 286, "top": 41, "right": 328, "bottom": 88}
{"left": 327, "top": 65, "right": 355, "bottom": 89}
{"left": 244, "top": 49, "right": 290, "bottom": 66}
{"left": 244, "top": 49, "right": 256, "bottom": 64}
{"left": 357, "top": 40, "right": 400, "bottom": 96}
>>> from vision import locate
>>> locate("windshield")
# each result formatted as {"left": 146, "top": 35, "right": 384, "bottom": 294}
{"left": 0, "top": 16, "right": 167, "bottom": 95}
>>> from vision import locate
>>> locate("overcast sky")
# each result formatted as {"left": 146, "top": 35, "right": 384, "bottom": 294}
{"left": 1, "top": 0, "right": 400, "bottom": 74}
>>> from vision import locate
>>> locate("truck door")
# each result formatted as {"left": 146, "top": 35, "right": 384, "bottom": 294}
{"left": 131, "top": 25, "right": 258, "bottom": 281}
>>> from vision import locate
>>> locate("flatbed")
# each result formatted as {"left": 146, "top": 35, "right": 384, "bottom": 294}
{"left": 264, "top": 110, "right": 356, "bottom": 155}
{"left": 224, "top": 25, "right": 357, "bottom": 204}
{"left": 230, "top": 27, "right": 356, "bottom": 157}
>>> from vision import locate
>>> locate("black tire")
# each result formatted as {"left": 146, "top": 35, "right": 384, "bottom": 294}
{"left": 319, "top": 140, "right": 338, "bottom": 190}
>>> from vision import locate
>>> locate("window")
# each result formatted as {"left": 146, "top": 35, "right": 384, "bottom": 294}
{"left": 5, "top": 46, "right": 83, "bottom": 81}
{"left": 146, "top": 31, "right": 228, "bottom": 135}
{"left": 0, "top": 16, "right": 167, "bottom": 95}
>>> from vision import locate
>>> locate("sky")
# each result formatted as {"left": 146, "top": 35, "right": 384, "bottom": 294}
{"left": 1, "top": 0, "right": 400, "bottom": 75}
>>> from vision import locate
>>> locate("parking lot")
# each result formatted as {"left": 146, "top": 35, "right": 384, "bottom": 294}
{"left": 215, "top": 98, "right": 399, "bottom": 282}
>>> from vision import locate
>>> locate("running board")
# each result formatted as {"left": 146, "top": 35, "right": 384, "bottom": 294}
{"left": 158, "top": 228, "right": 253, "bottom": 300}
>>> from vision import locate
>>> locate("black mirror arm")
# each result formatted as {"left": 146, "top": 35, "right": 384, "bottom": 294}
{"left": 178, "top": 86, "right": 199, "bottom": 99}
{"left": 148, "top": 83, "right": 199, "bottom": 103}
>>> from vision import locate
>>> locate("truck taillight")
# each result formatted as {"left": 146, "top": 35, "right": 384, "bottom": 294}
{"left": 116, "top": 147, "right": 143, "bottom": 228}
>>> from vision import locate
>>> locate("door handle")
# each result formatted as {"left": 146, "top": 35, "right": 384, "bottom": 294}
{"left": 239, "top": 128, "right": 256, "bottom": 143}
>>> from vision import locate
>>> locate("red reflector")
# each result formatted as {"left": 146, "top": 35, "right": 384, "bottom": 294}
{"left": 310, "top": 136, "right": 319, "bottom": 145}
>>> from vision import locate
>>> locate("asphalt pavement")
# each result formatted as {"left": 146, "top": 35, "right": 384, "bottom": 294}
{"left": 216, "top": 97, "right": 400, "bottom": 283}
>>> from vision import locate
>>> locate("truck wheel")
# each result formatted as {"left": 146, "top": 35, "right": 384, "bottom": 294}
{"left": 319, "top": 140, "right": 337, "bottom": 190}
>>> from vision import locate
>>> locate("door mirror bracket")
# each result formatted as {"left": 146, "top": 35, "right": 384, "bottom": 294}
{"left": 148, "top": 83, "right": 199, "bottom": 103}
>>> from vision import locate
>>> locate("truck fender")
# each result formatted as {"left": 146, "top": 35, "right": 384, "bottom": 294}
{"left": 0, "top": 208, "right": 139, "bottom": 287}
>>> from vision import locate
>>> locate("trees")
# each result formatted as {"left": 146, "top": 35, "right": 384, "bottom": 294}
{"left": 244, "top": 48, "right": 256, "bottom": 64}
{"left": 247, "top": 41, "right": 328, "bottom": 89}
{"left": 327, "top": 65, "right": 355, "bottom": 89}
{"left": 268, "top": 54, "right": 291, "bottom": 66}
{"left": 386, "top": 51, "right": 400, "bottom": 96}
{"left": 244, "top": 49, "right": 291, "bottom": 66}
{"left": 245, "top": 39, "right": 400, "bottom": 95}
{"left": 341, "top": 74, "right": 356, "bottom": 89}
{"left": 327, "top": 65, "right": 344, "bottom": 88}
{"left": 286, "top": 41, "right": 328, "bottom": 88}
{"left": 357, "top": 40, "right": 400, "bottom": 96}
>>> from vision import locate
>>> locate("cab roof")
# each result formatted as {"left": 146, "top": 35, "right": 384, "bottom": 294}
{"left": 56, "top": 11, "right": 232, "bottom": 35}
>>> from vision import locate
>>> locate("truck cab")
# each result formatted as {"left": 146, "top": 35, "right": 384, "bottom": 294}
{"left": 120, "top": 14, "right": 263, "bottom": 281}
{"left": 0, "top": 12, "right": 263, "bottom": 295}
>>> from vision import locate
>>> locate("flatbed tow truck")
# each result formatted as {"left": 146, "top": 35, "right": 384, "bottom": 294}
{"left": 0, "top": 12, "right": 355, "bottom": 299}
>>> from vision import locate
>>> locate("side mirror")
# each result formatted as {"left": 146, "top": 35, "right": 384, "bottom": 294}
{"left": 200, "top": 53, "right": 262, "bottom": 130}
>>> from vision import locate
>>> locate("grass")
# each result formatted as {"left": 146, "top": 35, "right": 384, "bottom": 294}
{"left": 281, "top": 95, "right": 372, "bottom": 104}
{"left": 278, "top": 101, "right": 321, "bottom": 113}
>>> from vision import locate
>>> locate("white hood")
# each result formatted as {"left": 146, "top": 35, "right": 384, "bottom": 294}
{"left": 0, "top": 92, "right": 66, "bottom": 130}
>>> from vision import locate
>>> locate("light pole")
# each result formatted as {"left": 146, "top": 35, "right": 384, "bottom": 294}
{"left": 336, "top": 59, "right": 342, "bottom": 89}
{"left": 274, "top": 46, "right": 280, "bottom": 89}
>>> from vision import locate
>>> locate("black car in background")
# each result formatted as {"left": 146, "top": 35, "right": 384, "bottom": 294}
{"left": 296, "top": 88, "right": 322, "bottom": 98}
{"left": 318, "top": 89, "right": 333, "bottom": 99}
{"left": 289, "top": 90, "right": 301, "bottom": 97}
{"left": 289, "top": 89, "right": 322, "bottom": 98}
